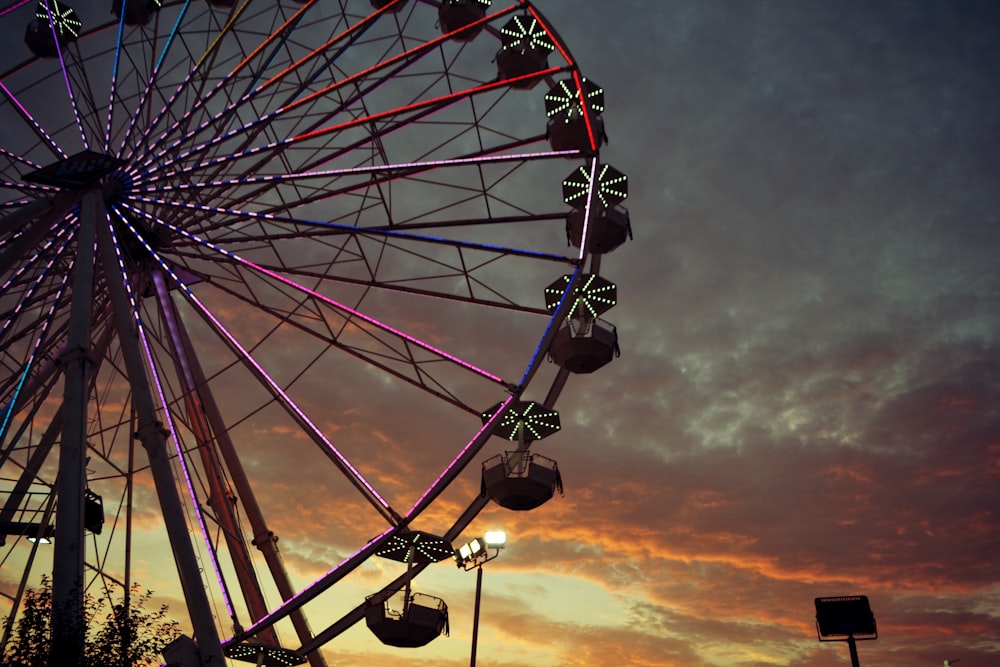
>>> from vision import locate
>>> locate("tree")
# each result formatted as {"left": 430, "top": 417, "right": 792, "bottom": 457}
{"left": 1, "top": 575, "right": 181, "bottom": 667}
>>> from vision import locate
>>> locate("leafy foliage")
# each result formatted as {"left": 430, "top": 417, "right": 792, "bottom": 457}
{"left": 1, "top": 575, "right": 181, "bottom": 667}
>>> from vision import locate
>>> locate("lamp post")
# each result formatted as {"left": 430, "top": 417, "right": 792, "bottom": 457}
{"left": 455, "top": 530, "right": 507, "bottom": 667}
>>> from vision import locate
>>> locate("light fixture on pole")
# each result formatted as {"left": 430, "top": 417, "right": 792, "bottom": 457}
{"left": 815, "top": 595, "right": 878, "bottom": 667}
{"left": 0, "top": 521, "right": 54, "bottom": 545}
{"left": 455, "top": 531, "right": 506, "bottom": 667}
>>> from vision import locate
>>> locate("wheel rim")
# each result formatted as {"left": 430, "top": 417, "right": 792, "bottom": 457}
{"left": 0, "top": 0, "right": 619, "bottom": 660}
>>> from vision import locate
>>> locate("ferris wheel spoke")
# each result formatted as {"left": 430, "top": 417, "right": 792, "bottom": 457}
{"left": 132, "top": 1, "right": 447, "bottom": 176}
{"left": 0, "top": 81, "right": 67, "bottom": 159}
{"left": 132, "top": 3, "right": 542, "bottom": 183}
{"left": 120, "top": 200, "right": 513, "bottom": 386}
{"left": 124, "top": 192, "right": 571, "bottom": 269}
{"left": 136, "top": 58, "right": 565, "bottom": 188}
{"left": 36, "top": 2, "right": 91, "bottom": 150}
{"left": 109, "top": 210, "right": 403, "bottom": 526}
{"left": 128, "top": 1, "right": 317, "bottom": 167}
{"left": 100, "top": 8, "right": 131, "bottom": 152}
{"left": 132, "top": 147, "right": 574, "bottom": 199}
{"left": 115, "top": 0, "right": 194, "bottom": 159}
{"left": 0, "top": 228, "right": 71, "bottom": 336}
{"left": 2, "top": 0, "right": 615, "bottom": 659}
{"left": 235, "top": 392, "right": 516, "bottom": 645}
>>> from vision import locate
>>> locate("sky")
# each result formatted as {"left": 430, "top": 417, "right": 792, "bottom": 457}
{"left": 1, "top": 1, "right": 999, "bottom": 666}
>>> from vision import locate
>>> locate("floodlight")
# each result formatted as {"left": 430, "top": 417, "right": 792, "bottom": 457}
{"left": 815, "top": 596, "right": 877, "bottom": 640}
{"left": 815, "top": 595, "right": 877, "bottom": 667}
{"left": 1, "top": 521, "right": 53, "bottom": 545}
{"left": 484, "top": 530, "right": 506, "bottom": 547}
{"left": 455, "top": 532, "right": 506, "bottom": 569}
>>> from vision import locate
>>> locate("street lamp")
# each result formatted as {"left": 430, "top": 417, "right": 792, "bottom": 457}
{"left": 455, "top": 531, "right": 506, "bottom": 667}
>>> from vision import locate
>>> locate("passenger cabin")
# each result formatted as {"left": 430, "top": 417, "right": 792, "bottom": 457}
{"left": 482, "top": 452, "right": 562, "bottom": 511}
{"left": 550, "top": 318, "right": 618, "bottom": 374}
{"left": 495, "top": 15, "right": 553, "bottom": 89}
{"left": 111, "top": 0, "right": 161, "bottom": 27}
{"left": 439, "top": 0, "right": 489, "bottom": 42}
{"left": 366, "top": 592, "right": 449, "bottom": 648}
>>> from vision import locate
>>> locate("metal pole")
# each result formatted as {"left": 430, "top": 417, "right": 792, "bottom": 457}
{"left": 847, "top": 636, "right": 860, "bottom": 667}
{"left": 95, "top": 214, "right": 225, "bottom": 664}
{"left": 50, "top": 189, "right": 99, "bottom": 666}
{"left": 470, "top": 566, "right": 483, "bottom": 667}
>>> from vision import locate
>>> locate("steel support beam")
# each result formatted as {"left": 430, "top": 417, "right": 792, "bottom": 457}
{"left": 50, "top": 190, "right": 99, "bottom": 665}
{"left": 94, "top": 211, "right": 225, "bottom": 664}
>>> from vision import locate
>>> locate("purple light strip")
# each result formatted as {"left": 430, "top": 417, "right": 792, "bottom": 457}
{"left": 1, "top": 181, "right": 61, "bottom": 195}
{"left": 0, "top": 0, "right": 31, "bottom": 18}
{"left": 232, "top": 524, "right": 396, "bottom": 641}
{"left": 233, "top": 393, "right": 517, "bottom": 639}
{"left": 405, "top": 393, "right": 515, "bottom": 519}
{"left": 123, "top": 46, "right": 205, "bottom": 163}
{"left": 0, "top": 244, "right": 71, "bottom": 444}
{"left": 0, "top": 81, "right": 66, "bottom": 158}
{"left": 132, "top": 149, "right": 579, "bottom": 191}
{"left": 120, "top": 202, "right": 507, "bottom": 385}
{"left": 0, "top": 208, "right": 71, "bottom": 254}
{"left": 102, "top": 213, "right": 236, "bottom": 618}
{"left": 126, "top": 194, "right": 569, "bottom": 263}
{"left": 0, "top": 230, "right": 72, "bottom": 342}
{"left": 0, "top": 224, "right": 71, "bottom": 296}
{"left": 42, "top": 1, "right": 90, "bottom": 151}
{"left": 112, "top": 206, "right": 396, "bottom": 519}
{"left": 0, "top": 147, "right": 40, "bottom": 170}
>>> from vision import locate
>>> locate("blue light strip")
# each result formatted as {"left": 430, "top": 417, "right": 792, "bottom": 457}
{"left": 104, "top": 0, "right": 128, "bottom": 152}
{"left": 518, "top": 264, "right": 583, "bottom": 388}
{"left": 0, "top": 237, "right": 73, "bottom": 464}
{"left": 124, "top": 193, "right": 572, "bottom": 262}
{"left": 117, "top": 0, "right": 191, "bottom": 158}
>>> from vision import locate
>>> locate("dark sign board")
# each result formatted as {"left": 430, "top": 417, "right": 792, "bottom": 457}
{"left": 815, "top": 595, "right": 877, "bottom": 640}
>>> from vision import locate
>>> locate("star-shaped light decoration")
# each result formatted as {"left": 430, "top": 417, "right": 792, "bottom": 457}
{"left": 545, "top": 77, "right": 604, "bottom": 120}
{"left": 563, "top": 163, "right": 628, "bottom": 210}
{"left": 481, "top": 400, "right": 561, "bottom": 442}
{"left": 544, "top": 273, "right": 617, "bottom": 319}
{"left": 376, "top": 530, "right": 455, "bottom": 564}
{"left": 35, "top": 0, "right": 82, "bottom": 40}
{"left": 499, "top": 15, "right": 555, "bottom": 53}
{"left": 223, "top": 642, "right": 306, "bottom": 666}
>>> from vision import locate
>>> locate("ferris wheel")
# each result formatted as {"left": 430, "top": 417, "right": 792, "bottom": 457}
{"left": 0, "top": 0, "right": 631, "bottom": 663}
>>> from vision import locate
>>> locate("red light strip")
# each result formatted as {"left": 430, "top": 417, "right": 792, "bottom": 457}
{"left": 275, "top": 3, "right": 520, "bottom": 116}
{"left": 292, "top": 65, "right": 564, "bottom": 144}
{"left": 254, "top": 0, "right": 388, "bottom": 95}
{"left": 573, "top": 70, "right": 598, "bottom": 152}
{"left": 527, "top": 3, "right": 574, "bottom": 64}
{"left": 226, "top": 0, "right": 317, "bottom": 84}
